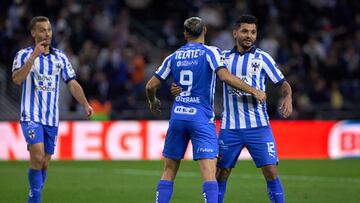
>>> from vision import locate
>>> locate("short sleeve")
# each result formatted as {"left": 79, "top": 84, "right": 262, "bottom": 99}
{"left": 154, "top": 53, "right": 173, "bottom": 81}
{"left": 12, "top": 49, "right": 31, "bottom": 72}
{"left": 261, "top": 52, "right": 284, "bottom": 84}
{"left": 60, "top": 53, "right": 76, "bottom": 83}
{"left": 205, "top": 46, "right": 226, "bottom": 72}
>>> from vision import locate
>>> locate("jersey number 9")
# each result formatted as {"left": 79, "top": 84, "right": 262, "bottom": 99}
{"left": 179, "top": 70, "right": 193, "bottom": 96}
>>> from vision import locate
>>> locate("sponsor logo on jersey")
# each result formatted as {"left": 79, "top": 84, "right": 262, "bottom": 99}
{"left": 176, "top": 60, "right": 198, "bottom": 67}
{"left": 174, "top": 106, "right": 197, "bottom": 115}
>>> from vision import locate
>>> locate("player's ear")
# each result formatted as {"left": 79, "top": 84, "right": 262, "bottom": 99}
{"left": 184, "top": 31, "right": 188, "bottom": 41}
{"left": 203, "top": 26, "right": 207, "bottom": 35}
{"left": 30, "top": 29, "right": 36, "bottom": 38}
{"left": 232, "top": 29, "right": 237, "bottom": 40}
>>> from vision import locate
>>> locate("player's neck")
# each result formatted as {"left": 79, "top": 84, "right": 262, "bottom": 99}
{"left": 189, "top": 39, "right": 204, "bottom": 44}
{"left": 43, "top": 46, "right": 50, "bottom": 54}
{"left": 188, "top": 36, "right": 204, "bottom": 44}
{"left": 237, "top": 45, "right": 251, "bottom": 54}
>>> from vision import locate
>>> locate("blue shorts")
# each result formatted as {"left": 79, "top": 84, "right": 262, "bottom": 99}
{"left": 163, "top": 119, "right": 218, "bottom": 160}
{"left": 217, "top": 126, "right": 278, "bottom": 168}
{"left": 20, "top": 121, "right": 58, "bottom": 155}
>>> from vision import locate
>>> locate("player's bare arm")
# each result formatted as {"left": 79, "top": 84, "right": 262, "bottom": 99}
{"left": 68, "top": 80, "right": 94, "bottom": 118}
{"left": 145, "top": 76, "right": 162, "bottom": 116}
{"left": 12, "top": 40, "right": 47, "bottom": 85}
{"left": 278, "top": 81, "right": 293, "bottom": 118}
{"left": 216, "top": 68, "right": 266, "bottom": 103}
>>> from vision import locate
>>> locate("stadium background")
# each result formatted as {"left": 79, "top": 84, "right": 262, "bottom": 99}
{"left": 0, "top": 0, "right": 360, "bottom": 202}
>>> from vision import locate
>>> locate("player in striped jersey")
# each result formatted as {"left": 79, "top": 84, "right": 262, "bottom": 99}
{"left": 216, "top": 15, "right": 293, "bottom": 203}
{"left": 12, "top": 16, "right": 93, "bottom": 203}
{"left": 146, "top": 17, "right": 265, "bottom": 203}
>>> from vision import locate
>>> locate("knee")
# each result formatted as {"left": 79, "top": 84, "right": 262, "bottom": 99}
{"left": 30, "top": 152, "right": 46, "bottom": 169}
{"left": 162, "top": 160, "right": 180, "bottom": 181}
{"left": 42, "top": 155, "right": 52, "bottom": 170}
{"left": 216, "top": 168, "right": 231, "bottom": 181}
{"left": 164, "top": 163, "right": 178, "bottom": 172}
{"left": 264, "top": 173, "right": 278, "bottom": 181}
{"left": 42, "top": 159, "right": 50, "bottom": 170}
{"left": 262, "top": 165, "right": 278, "bottom": 181}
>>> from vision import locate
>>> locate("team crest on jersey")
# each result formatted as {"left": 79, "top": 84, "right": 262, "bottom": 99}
{"left": 220, "top": 56, "right": 225, "bottom": 63}
{"left": 56, "top": 62, "right": 62, "bottom": 72}
{"left": 251, "top": 58, "right": 261, "bottom": 72}
{"left": 28, "top": 130, "right": 35, "bottom": 139}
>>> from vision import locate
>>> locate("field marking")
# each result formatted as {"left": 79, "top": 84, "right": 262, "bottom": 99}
{"left": 51, "top": 167, "right": 360, "bottom": 184}
{"left": 117, "top": 169, "right": 360, "bottom": 184}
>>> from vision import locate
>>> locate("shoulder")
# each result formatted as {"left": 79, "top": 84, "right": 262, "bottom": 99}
{"left": 15, "top": 47, "right": 33, "bottom": 56}
{"left": 222, "top": 49, "right": 232, "bottom": 57}
{"left": 53, "top": 48, "right": 66, "bottom": 58}
{"left": 257, "top": 49, "right": 274, "bottom": 61}
{"left": 203, "top": 45, "right": 223, "bottom": 55}
{"left": 164, "top": 52, "right": 175, "bottom": 61}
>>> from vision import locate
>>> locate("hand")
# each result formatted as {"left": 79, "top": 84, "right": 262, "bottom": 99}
{"left": 84, "top": 104, "right": 94, "bottom": 118}
{"left": 31, "top": 40, "right": 47, "bottom": 58}
{"left": 170, "top": 83, "right": 182, "bottom": 96}
{"left": 252, "top": 89, "right": 266, "bottom": 103}
{"left": 149, "top": 98, "right": 161, "bottom": 116}
{"left": 279, "top": 95, "right": 292, "bottom": 118}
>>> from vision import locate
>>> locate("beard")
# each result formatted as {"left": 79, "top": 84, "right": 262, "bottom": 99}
{"left": 237, "top": 38, "right": 254, "bottom": 50}
{"left": 241, "top": 41, "right": 253, "bottom": 50}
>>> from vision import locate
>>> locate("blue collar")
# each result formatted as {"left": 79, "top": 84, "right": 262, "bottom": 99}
{"left": 230, "top": 45, "right": 256, "bottom": 55}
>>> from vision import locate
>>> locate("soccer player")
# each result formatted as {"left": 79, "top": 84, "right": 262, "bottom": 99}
{"left": 216, "top": 15, "right": 293, "bottom": 203}
{"left": 12, "top": 16, "right": 94, "bottom": 203}
{"left": 145, "top": 17, "right": 266, "bottom": 203}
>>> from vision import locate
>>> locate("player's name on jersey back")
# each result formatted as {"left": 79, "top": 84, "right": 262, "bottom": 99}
{"left": 175, "top": 96, "right": 201, "bottom": 103}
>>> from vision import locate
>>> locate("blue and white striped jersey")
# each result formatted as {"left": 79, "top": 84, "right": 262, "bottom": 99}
{"left": 155, "top": 42, "right": 225, "bottom": 123}
{"left": 12, "top": 46, "right": 76, "bottom": 127}
{"left": 221, "top": 46, "right": 285, "bottom": 129}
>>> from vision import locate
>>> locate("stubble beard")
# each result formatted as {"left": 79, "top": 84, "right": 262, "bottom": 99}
{"left": 240, "top": 40, "right": 253, "bottom": 50}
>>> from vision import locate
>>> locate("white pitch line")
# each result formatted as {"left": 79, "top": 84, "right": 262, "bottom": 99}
{"left": 116, "top": 169, "right": 360, "bottom": 184}
{"left": 51, "top": 167, "right": 360, "bottom": 184}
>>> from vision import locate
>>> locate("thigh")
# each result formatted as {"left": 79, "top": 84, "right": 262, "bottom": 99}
{"left": 189, "top": 122, "right": 218, "bottom": 160}
{"left": 43, "top": 125, "right": 59, "bottom": 155}
{"left": 217, "top": 129, "right": 245, "bottom": 169}
{"left": 245, "top": 127, "right": 278, "bottom": 168}
{"left": 162, "top": 120, "right": 190, "bottom": 160}
{"left": 20, "top": 121, "right": 44, "bottom": 145}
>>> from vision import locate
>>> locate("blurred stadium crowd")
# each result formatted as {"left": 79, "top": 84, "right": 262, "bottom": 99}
{"left": 0, "top": 0, "right": 359, "bottom": 120}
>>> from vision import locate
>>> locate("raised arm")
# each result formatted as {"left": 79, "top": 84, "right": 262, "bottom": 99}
{"left": 216, "top": 68, "right": 266, "bottom": 103}
{"left": 12, "top": 41, "right": 47, "bottom": 85}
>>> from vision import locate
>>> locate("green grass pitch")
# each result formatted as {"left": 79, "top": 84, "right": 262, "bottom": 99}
{"left": 1, "top": 160, "right": 360, "bottom": 202}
